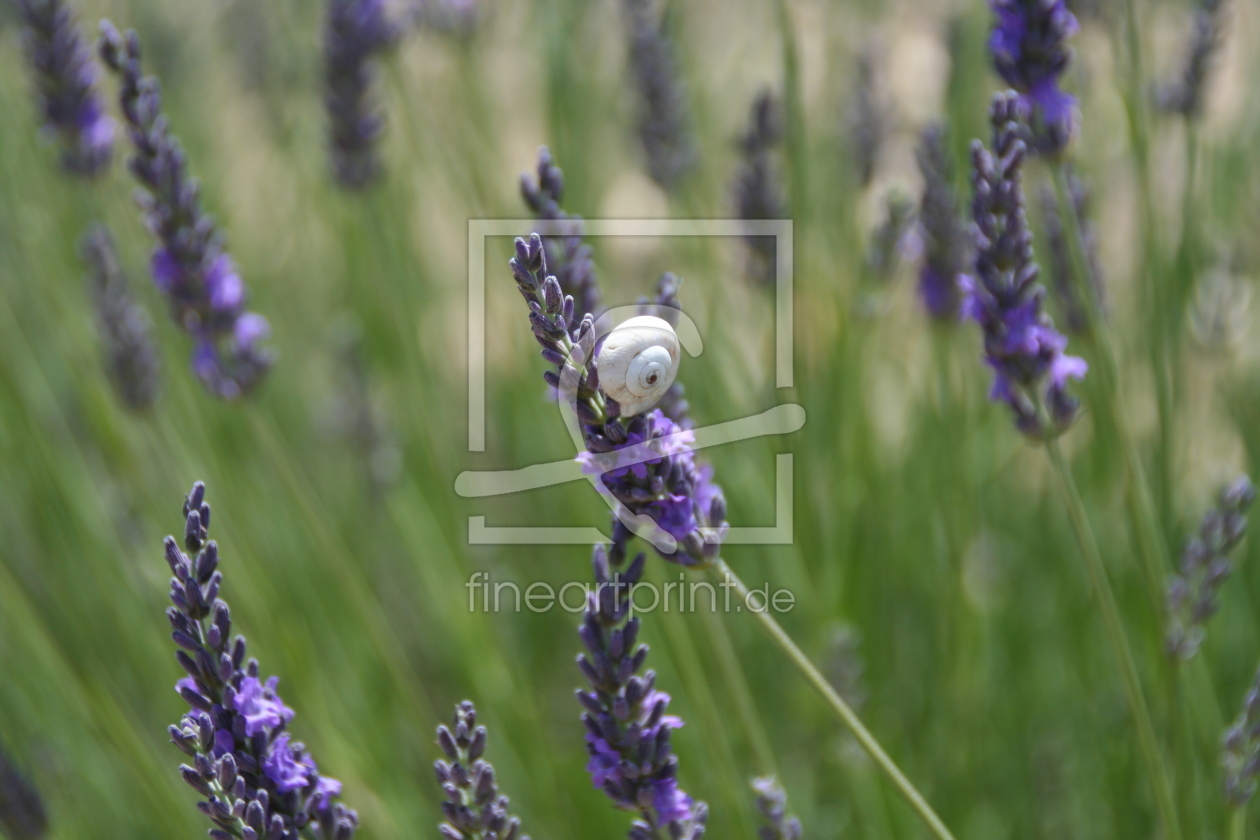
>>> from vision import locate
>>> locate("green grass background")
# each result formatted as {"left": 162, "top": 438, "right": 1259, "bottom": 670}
{"left": 1, "top": 0, "right": 1260, "bottom": 837}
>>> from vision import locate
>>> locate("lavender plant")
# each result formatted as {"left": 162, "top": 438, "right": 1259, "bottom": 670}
{"left": 323, "top": 0, "right": 398, "bottom": 189}
{"left": 509, "top": 234, "right": 726, "bottom": 565}
{"left": 82, "top": 223, "right": 161, "bottom": 411}
{"left": 915, "top": 124, "right": 969, "bottom": 321}
{"left": 845, "top": 49, "right": 888, "bottom": 188}
{"left": 733, "top": 91, "right": 786, "bottom": 286}
{"left": 1156, "top": 0, "right": 1228, "bottom": 120}
{"left": 1166, "top": 477, "right": 1255, "bottom": 660}
{"left": 750, "top": 777, "right": 800, "bottom": 840}
{"left": 434, "top": 701, "right": 530, "bottom": 840}
{"left": 162, "top": 482, "right": 358, "bottom": 840}
{"left": 963, "top": 93, "right": 1086, "bottom": 439}
{"left": 988, "top": 0, "right": 1079, "bottom": 157}
{"left": 1225, "top": 664, "right": 1260, "bottom": 807}
{"left": 0, "top": 745, "right": 47, "bottom": 840}
{"left": 98, "top": 22, "right": 272, "bottom": 400}
{"left": 865, "top": 191, "right": 915, "bottom": 285}
{"left": 15, "top": 0, "right": 113, "bottom": 176}
{"left": 621, "top": 0, "right": 695, "bottom": 191}
{"left": 577, "top": 541, "right": 707, "bottom": 837}
{"left": 520, "top": 148, "right": 600, "bottom": 329}
{"left": 1038, "top": 171, "right": 1104, "bottom": 334}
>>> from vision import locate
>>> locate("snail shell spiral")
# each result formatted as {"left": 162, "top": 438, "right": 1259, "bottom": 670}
{"left": 596, "top": 315, "right": 681, "bottom": 416}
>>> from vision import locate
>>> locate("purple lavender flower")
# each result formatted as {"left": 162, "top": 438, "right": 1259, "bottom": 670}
{"left": 750, "top": 777, "right": 801, "bottom": 840}
{"left": 520, "top": 148, "right": 600, "bottom": 329}
{"left": 82, "top": 223, "right": 161, "bottom": 410}
{"left": 915, "top": 124, "right": 970, "bottom": 320}
{"left": 509, "top": 235, "right": 728, "bottom": 564}
{"left": 964, "top": 93, "right": 1086, "bottom": 438}
{"left": 637, "top": 274, "right": 690, "bottom": 425}
{"left": 1166, "top": 476, "right": 1254, "bottom": 660}
{"left": 323, "top": 0, "right": 398, "bottom": 189}
{"left": 865, "top": 191, "right": 915, "bottom": 284}
{"left": 1225, "top": 663, "right": 1260, "bottom": 806}
{"left": 988, "top": 0, "right": 1079, "bottom": 156}
{"left": 0, "top": 744, "right": 47, "bottom": 840}
{"left": 577, "top": 543, "right": 707, "bottom": 838}
{"left": 621, "top": 0, "right": 695, "bottom": 191}
{"left": 844, "top": 48, "right": 889, "bottom": 189}
{"left": 434, "top": 701, "right": 531, "bottom": 840}
{"left": 97, "top": 23, "right": 272, "bottom": 400}
{"left": 1037, "top": 171, "right": 1104, "bottom": 335}
{"left": 733, "top": 91, "right": 786, "bottom": 286}
{"left": 162, "top": 482, "right": 357, "bottom": 840}
{"left": 15, "top": 0, "right": 113, "bottom": 176}
{"left": 1156, "top": 0, "right": 1228, "bottom": 119}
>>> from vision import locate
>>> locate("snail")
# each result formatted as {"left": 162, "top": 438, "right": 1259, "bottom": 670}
{"left": 596, "top": 315, "right": 681, "bottom": 416}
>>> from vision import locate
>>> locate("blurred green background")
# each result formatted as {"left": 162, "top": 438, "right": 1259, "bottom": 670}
{"left": 2, "top": 0, "right": 1260, "bottom": 837}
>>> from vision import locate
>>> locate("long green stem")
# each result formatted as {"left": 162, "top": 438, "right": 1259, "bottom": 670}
{"left": 709, "top": 558, "right": 957, "bottom": 840}
{"left": 1233, "top": 807, "right": 1247, "bottom": 840}
{"left": 1044, "top": 439, "right": 1182, "bottom": 840}
{"left": 1050, "top": 163, "right": 1170, "bottom": 613}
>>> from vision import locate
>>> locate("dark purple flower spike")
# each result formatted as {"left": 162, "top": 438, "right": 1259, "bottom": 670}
{"left": 0, "top": 744, "right": 47, "bottom": 840}
{"left": 434, "top": 701, "right": 530, "bottom": 840}
{"left": 16, "top": 0, "right": 113, "bottom": 176}
{"left": 82, "top": 223, "right": 161, "bottom": 411}
{"left": 963, "top": 93, "right": 1086, "bottom": 439}
{"left": 578, "top": 541, "right": 707, "bottom": 838}
{"left": 621, "top": 0, "right": 695, "bottom": 191}
{"left": 1156, "top": 0, "right": 1228, "bottom": 119}
{"left": 733, "top": 91, "right": 786, "bottom": 286}
{"left": 751, "top": 777, "right": 801, "bottom": 840}
{"left": 98, "top": 22, "right": 272, "bottom": 400}
{"left": 162, "top": 482, "right": 357, "bottom": 840}
{"left": 1166, "top": 476, "right": 1255, "bottom": 660}
{"left": 323, "top": 0, "right": 398, "bottom": 189}
{"left": 1225, "top": 661, "right": 1260, "bottom": 806}
{"left": 915, "top": 124, "right": 970, "bottom": 321}
{"left": 520, "top": 148, "right": 600, "bottom": 330}
{"left": 988, "top": 0, "right": 1079, "bottom": 156}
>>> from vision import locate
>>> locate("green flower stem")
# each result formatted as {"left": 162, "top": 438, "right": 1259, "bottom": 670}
{"left": 1050, "top": 163, "right": 1171, "bottom": 614}
{"left": 709, "top": 557, "right": 958, "bottom": 840}
{"left": 1232, "top": 807, "right": 1247, "bottom": 840}
{"left": 1044, "top": 438, "right": 1182, "bottom": 840}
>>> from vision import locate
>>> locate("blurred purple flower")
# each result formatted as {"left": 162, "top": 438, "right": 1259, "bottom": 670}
{"left": 98, "top": 23, "right": 271, "bottom": 399}
{"left": 16, "top": 0, "right": 113, "bottom": 176}
{"left": 988, "top": 0, "right": 1079, "bottom": 155}
{"left": 434, "top": 701, "right": 532, "bottom": 840}
{"left": 324, "top": 0, "right": 398, "bottom": 188}
{"left": 915, "top": 124, "right": 970, "bottom": 320}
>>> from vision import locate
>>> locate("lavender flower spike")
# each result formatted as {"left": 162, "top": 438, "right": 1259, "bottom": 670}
{"left": 98, "top": 23, "right": 272, "bottom": 399}
{"left": 750, "top": 777, "right": 801, "bottom": 840}
{"left": 578, "top": 541, "right": 707, "bottom": 838}
{"left": 520, "top": 148, "right": 600, "bottom": 329}
{"left": 1224, "top": 663, "right": 1260, "bottom": 806}
{"left": 1166, "top": 476, "right": 1255, "bottom": 660}
{"left": 1038, "top": 170, "right": 1104, "bottom": 334}
{"left": 82, "top": 223, "right": 161, "bottom": 411}
{"left": 1156, "top": 0, "right": 1228, "bottom": 119}
{"left": 622, "top": 0, "right": 695, "bottom": 191}
{"left": 162, "top": 482, "right": 357, "bottom": 840}
{"left": 734, "top": 91, "right": 786, "bottom": 286}
{"left": 988, "top": 0, "right": 1079, "bottom": 156}
{"left": 915, "top": 124, "right": 970, "bottom": 320}
{"left": 0, "top": 744, "right": 47, "bottom": 840}
{"left": 434, "top": 702, "right": 530, "bottom": 840}
{"left": 15, "top": 0, "right": 113, "bottom": 176}
{"left": 323, "top": 0, "right": 398, "bottom": 189}
{"left": 963, "top": 93, "right": 1086, "bottom": 439}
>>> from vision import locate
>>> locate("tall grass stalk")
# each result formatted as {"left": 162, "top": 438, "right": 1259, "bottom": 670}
{"left": 708, "top": 558, "right": 958, "bottom": 840}
{"left": 1050, "top": 163, "right": 1170, "bottom": 611}
{"left": 1044, "top": 437, "right": 1181, "bottom": 840}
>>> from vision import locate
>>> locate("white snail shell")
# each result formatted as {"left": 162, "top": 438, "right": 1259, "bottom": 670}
{"left": 597, "top": 315, "right": 681, "bottom": 416}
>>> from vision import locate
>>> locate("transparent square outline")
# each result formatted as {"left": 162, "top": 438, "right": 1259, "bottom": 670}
{"left": 466, "top": 219, "right": 795, "bottom": 545}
